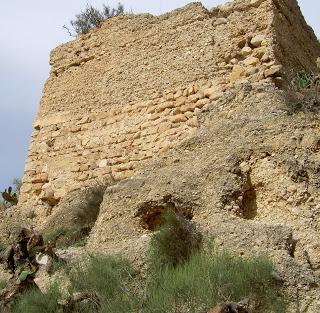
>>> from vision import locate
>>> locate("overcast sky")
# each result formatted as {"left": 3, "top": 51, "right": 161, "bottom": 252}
{"left": 0, "top": 0, "right": 319, "bottom": 192}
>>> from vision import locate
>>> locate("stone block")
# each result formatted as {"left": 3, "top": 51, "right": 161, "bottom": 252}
{"left": 264, "top": 65, "right": 282, "bottom": 77}
{"left": 229, "top": 65, "right": 245, "bottom": 82}
{"left": 157, "top": 101, "right": 175, "bottom": 112}
{"left": 241, "top": 46, "right": 252, "bottom": 57}
{"left": 181, "top": 103, "right": 196, "bottom": 113}
{"left": 188, "top": 94, "right": 200, "bottom": 103}
{"left": 170, "top": 114, "right": 187, "bottom": 123}
{"left": 175, "top": 96, "right": 187, "bottom": 107}
{"left": 243, "top": 56, "right": 259, "bottom": 67}
{"left": 214, "top": 17, "right": 228, "bottom": 26}
{"left": 195, "top": 98, "right": 210, "bottom": 108}
{"left": 251, "top": 34, "right": 265, "bottom": 47}
{"left": 165, "top": 93, "right": 174, "bottom": 101}
{"left": 158, "top": 122, "right": 172, "bottom": 132}
{"left": 186, "top": 116, "right": 199, "bottom": 127}
{"left": 98, "top": 159, "right": 108, "bottom": 168}
{"left": 174, "top": 89, "right": 183, "bottom": 99}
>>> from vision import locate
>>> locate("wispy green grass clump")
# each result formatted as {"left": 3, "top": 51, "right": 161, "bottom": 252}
{"left": 11, "top": 284, "right": 61, "bottom": 313}
{"left": 145, "top": 209, "right": 286, "bottom": 313}
{"left": 69, "top": 254, "right": 139, "bottom": 313}
{"left": 7, "top": 209, "right": 287, "bottom": 313}
{"left": 148, "top": 209, "right": 202, "bottom": 269}
{"left": 146, "top": 249, "right": 286, "bottom": 313}
{"left": 0, "top": 278, "right": 6, "bottom": 290}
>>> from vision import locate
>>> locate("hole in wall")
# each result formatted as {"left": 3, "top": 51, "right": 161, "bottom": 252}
{"left": 237, "top": 38, "right": 247, "bottom": 49}
{"left": 135, "top": 196, "right": 193, "bottom": 231}
{"left": 240, "top": 174, "right": 257, "bottom": 219}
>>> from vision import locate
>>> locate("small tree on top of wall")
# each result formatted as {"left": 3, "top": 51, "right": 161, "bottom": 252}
{"left": 63, "top": 2, "right": 125, "bottom": 36}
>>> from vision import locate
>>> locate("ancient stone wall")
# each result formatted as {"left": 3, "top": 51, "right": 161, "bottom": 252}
{"left": 19, "top": 0, "right": 320, "bottom": 207}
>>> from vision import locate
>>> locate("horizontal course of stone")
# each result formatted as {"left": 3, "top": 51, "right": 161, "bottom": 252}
{"left": 20, "top": 79, "right": 225, "bottom": 205}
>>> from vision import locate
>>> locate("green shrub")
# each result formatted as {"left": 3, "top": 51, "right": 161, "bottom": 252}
{"left": 43, "top": 227, "right": 66, "bottom": 245}
{"left": 287, "top": 69, "right": 320, "bottom": 114}
{"left": 47, "top": 257, "right": 70, "bottom": 276}
{"left": 69, "top": 255, "right": 139, "bottom": 313}
{"left": 64, "top": 2, "right": 125, "bottom": 36}
{"left": 148, "top": 210, "right": 202, "bottom": 270}
{"left": 9, "top": 250, "right": 286, "bottom": 313}
{"left": 8, "top": 210, "right": 287, "bottom": 313}
{"left": 146, "top": 249, "right": 287, "bottom": 313}
{"left": 297, "top": 71, "right": 315, "bottom": 89}
{"left": 11, "top": 285, "right": 61, "bottom": 313}
{"left": 43, "top": 226, "right": 89, "bottom": 248}
{"left": 0, "top": 278, "right": 6, "bottom": 290}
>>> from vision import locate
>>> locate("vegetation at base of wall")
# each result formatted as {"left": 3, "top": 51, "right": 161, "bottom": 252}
{"left": 0, "top": 278, "right": 6, "bottom": 290}
{"left": 148, "top": 209, "right": 203, "bottom": 269}
{"left": 11, "top": 284, "right": 61, "bottom": 313}
{"left": 147, "top": 249, "right": 286, "bottom": 313}
{"left": 69, "top": 255, "right": 140, "bottom": 313}
{"left": 64, "top": 2, "right": 125, "bottom": 36}
{"left": 10, "top": 210, "right": 287, "bottom": 313}
{"left": 43, "top": 226, "right": 90, "bottom": 248}
{"left": 47, "top": 257, "right": 70, "bottom": 276}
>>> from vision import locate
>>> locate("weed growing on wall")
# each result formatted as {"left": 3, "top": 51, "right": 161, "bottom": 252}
{"left": 148, "top": 209, "right": 202, "bottom": 269}
{"left": 287, "top": 69, "right": 320, "bottom": 113}
{"left": 64, "top": 3, "right": 125, "bottom": 36}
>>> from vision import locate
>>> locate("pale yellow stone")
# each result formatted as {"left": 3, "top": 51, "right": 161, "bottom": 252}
{"left": 246, "top": 67, "right": 259, "bottom": 76}
{"left": 251, "top": 34, "right": 265, "bottom": 47}
{"left": 181, "top": 103, "right": 196, "bottom": 113}
{"left": 141, "top": 127, "right": 158, "bottom": 136}
{"left": 108, "top": 148, "right": 123, "bottom": 158}
{"left": 209, "top": 92, "right": 223, "bottom": 101}
{"left": 170, "top": 114, "right": 187, "bottom": 123}
{"left": 98, "top": 159, "right": 108, "bottom": 168}
{"left": 188, "top": 94, "right": 200, "bottom": 103}
{"left": 195, "top": 98, "right": 210, "bottom": 108}
{"left": 184, "top": 111, "right": 194, "bottom": 119}
{"left": 79, "top": 164, "right": 90, "bottom": 171}
{"left": 187, "top": 86, "right": 195, "bottom": 96}
{"left": 175, "top": 96, "right": 187, "bottom": 107}
{"left": 158, "top": 122, "right": 172, "bottom": 132}
{"left": 186, "top": 116, "right": 199, "bottom": 127}
{"left": 241, "top": 46, "right": 252, "bottom": 57}
{"left": 114, "top": 162, "right": 134, "bottom": 172}
{"left": 147, "top": 106, "right": 156, "bottom": 114}
{"left": 165, "top": 93, "right": 174, "bottom": 101}
{"left": 173, "top": 107, "right": 182, "bottom": 115}
{"left": 243, "top": 56, "right": 259, "bottom": 67}
{"left": 121, "top": 140, "right": 132, "bottom": 148}
{"left": 157, "top": 101, "right": 175, "bottom": 112}
{"left": 261, "top": 54, "right": 270, "bottom": 62}
{"left": 141, "top": 121, "right": 153, "bottom": 130}
{"left": 264, "top": 65, "right": 282, "bottom": 77}
{"left": 253, "top": 47, "right": 266, "bottom": 59}
{"left": 174, "top": 89, "right": 183, "bottom": 99}
{"left": 229, "top": 65, "right": 245, "bottom": 82}
{"left": 109, "top": 157, "right": 127, "bottom": 166}
{"left": 214, "top": 17, "right": 227, "bottom": 26}
{"left": 230, "top": 58, "right": 238, "bottom": 65}
{"left": 77, "top": 173, "right": 90, "bottom": 182}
